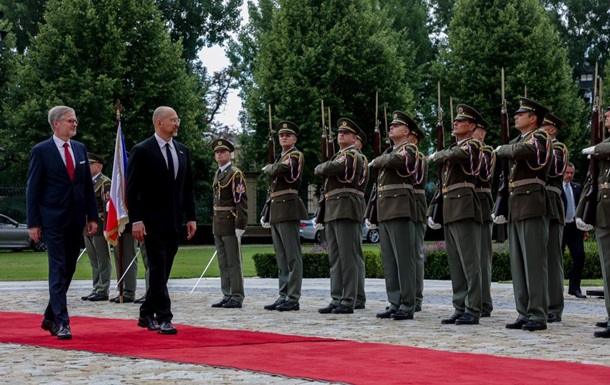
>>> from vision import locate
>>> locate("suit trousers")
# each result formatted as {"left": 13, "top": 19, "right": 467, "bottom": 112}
{"left": 84, "top": 230, "right": 112, "bottom": 296}
{"left": 548, "top": 220, "right": 565, "bottom": 317}
{"left": 113, "top": 232, "right": 139, "bottom": 300}
{"left": 43, "top": 219, "right": 82, "bottom": 326}
{"left": 445, "top": 219, "right": 482, "bottom": 317}
{"left": 480, "top": 221, "right": 493, "bottom": 314}
{"left": 415, "top": 222, "right": 426, "bottom": 307}
{"left": 595, "top": 227, "right": 610, "bottom": 317}
{"left": 271, "top": 220, "right": 303, "bottom": 304}
{"left": 563, "top": 222, "right": 585, "bottom": 293}
{"left": 379, "top": 218, "right": 417, "bottom": 313}
{"left": 325, "top": 219, "right": 360, "bottom": 309}
{"left": 214, "top": 234, "right": 244, "bottom": 303}
{"left": 509, "top": 216, "right": 549, "bottom": 323}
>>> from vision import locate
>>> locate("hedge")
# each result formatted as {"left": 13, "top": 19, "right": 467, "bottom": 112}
{"left": 252, "top": 241, "right": 603, "bottom": 281}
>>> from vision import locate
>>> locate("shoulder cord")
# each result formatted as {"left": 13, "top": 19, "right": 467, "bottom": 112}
{"left": 477, "top": 146, "right": 496, "bottom": 182}
{"left": 460, "top": 140, "right": 482, "bottom": 176}
{"left": 525, "top": 130, "right": 552, "bottom": 170}
{"left": 414, "top": 152, "right": 426, "bottom": 185}
{"left": 395, "top": 143, "right": 419, "bottom": 178}
{"left": 358, "top": 154, "right": 368, "bottom": 187}
{"left": 282, "top": 152, "right": 302, "bottom": 183}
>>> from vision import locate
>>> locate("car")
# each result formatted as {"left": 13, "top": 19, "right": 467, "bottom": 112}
{"left": 0, "top": 213, "right": 47, "bottom": 251}
{"left": 299, "top": 215, "right": 379, "bottom": 244}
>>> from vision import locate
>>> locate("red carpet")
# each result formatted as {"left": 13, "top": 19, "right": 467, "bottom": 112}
{"left": 1, "top": 311, "right": 610, "bottom": 384}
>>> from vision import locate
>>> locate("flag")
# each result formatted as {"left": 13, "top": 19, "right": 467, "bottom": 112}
{"left": 104, "top": 120, "right": 129, "bottom": 246}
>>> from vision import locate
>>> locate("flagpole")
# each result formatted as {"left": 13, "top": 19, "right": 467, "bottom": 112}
{"left": 190, "top": 250, "right": 218, "bottom": 294}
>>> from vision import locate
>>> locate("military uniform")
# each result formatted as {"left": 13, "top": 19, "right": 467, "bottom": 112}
{"left": 355, "top": 134, "right": 369, "bottom": 309}
{"left": 429, "top": 105, "right": 483, "bottom": 323}
{"left": 496, "top": 98, "right": 551, "bottom": 329}
{"left": 315, "top": 118, "right": 364, "bottom": 314}
{"left": 82, "top": 153, "right": 112, "bottom": 300}
{"left": 212, "top": 139, "right": 248, "bottom": 307}
{"left": 265, "top": 121, "right": 308, "bottom": 310}
{"left": 369, "top": 111, "right": 419, "bottom": 320}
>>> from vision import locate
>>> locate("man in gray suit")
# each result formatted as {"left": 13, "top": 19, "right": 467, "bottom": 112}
{"left": 261, "top": 121, "right": 308, "bottom": 311}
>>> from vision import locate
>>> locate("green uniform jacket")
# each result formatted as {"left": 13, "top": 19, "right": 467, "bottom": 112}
{"left": 212, "top": 164, "right": 248, "bottom": 236}
{"left": 267, "top": 147, "right": 308, "bottom": 223}
{"left": 496, "top": 130, "right": 552, "bottom": 222}
{"left": 90, "top": 173, "right": 111, "bottom": 235}
{"left": 577, "top": 139, "right": 610, "bottom": 227}
{"left": 546, "top": 140, "right": 567, "bottom": 224}
{"left": 356, "top": 150, "right": 369, "bottom": 218}
{"left": 314, "top": 146, "right": 364, "bottom": 222}
{"left": 413, "top": 155, "right": 427, "bottom": 224}
{"left": 476, "top": 143, "right": 495, "bottom": 223}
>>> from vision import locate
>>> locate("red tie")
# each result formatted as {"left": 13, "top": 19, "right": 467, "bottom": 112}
{"left": 64, "top": 143, "right": 74, "bottom": 181}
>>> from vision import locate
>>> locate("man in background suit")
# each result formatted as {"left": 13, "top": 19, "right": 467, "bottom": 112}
{"left": 562, "top": 162, "right": 586, "bottom": 298}
{"left": 127, "top": 106, "right": 197, "bottom": 335}
{"left": 27, "top": 105, "right": 98, "bottom": 340}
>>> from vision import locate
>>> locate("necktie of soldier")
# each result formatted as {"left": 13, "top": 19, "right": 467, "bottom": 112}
{"left": 64, "top": 142, "right": 74, "bottom": 181}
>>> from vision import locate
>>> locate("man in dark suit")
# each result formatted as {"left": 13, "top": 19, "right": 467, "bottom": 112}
{"left": 127, "top": 106, "right": 197, "bottom": 335}
{"left": 561, "top": 162, "right": 586, "bottom": 298}
{"left": 27, "top": 105, "right": 99, "bottom": 340}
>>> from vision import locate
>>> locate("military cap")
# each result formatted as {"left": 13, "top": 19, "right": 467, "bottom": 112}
{"left": 356, "top": 132, "right": 367, "bottom": 145}
{"left": 389, "top": 110, "right": 419, "bottom": 131}
{"left": 476, "top": 118, "right": 490, "bottom": 131}
{"left": 88, "top": 153, "right": 106, "bottom": 164}
{"left": 276, "top": 120, "right": 300, "bottom": 136}
{"left": 408, "top": 125, "right": 425, "bottom": 142}
{"left": 515, "top": 97, "right": 549, "bottom": 118}
{"left": 542, "top": 112, "right": 567, "bottom": 129}
{"left": 337, "top": 117, "right": 363, "bottom": 137}
{"left": 212, "top": 138, "right": 234, "bottom": 152}
{"left": 454, "top": 104, "right": 483, "bottom": 123}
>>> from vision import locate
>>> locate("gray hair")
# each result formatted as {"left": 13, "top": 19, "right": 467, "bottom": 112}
{"left": 48, "top": 106, "right": 75, "bottom": 129}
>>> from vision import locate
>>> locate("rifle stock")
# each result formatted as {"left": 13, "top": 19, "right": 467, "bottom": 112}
{"left": 582, "top": 64, "right": 601, "bottom": 224}
{"left": 314, "top": 100, "right": 329, "bottom": 224}
{"left": 365, "top": 92, "right": 381, "bottom": 224}
{"left": 493, "top": 68, "right": 509, "bottom": 221}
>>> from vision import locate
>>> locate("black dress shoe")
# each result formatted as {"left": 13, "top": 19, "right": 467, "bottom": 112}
{"left": 134, "top": 296, "right": 146, "bottom": 304}
{"left": 276, "top": 302, "right": 299, "bottom": 311}
{"left": 222, "top": 299, "right": 243, "bottom": 308}
{"left": 547, "top": 314, "right": 562, "bottom": 323}
{"left": 109, "top": 296, "right": 134, "bottom": 303}
{"left": 264, "top": 299, "right": 285, "bottom": 311}
{"left": 81, "top": 292, "right": 95, "bottom": 301}
{"left": 376, "top": 307, "right": 397, "bottom": 319}
{"left": 158, "top": 321, "right": 178, "bottom": 335}
{"left": 41, "top": 319, "right": 57, "bottom": 336}
{"left": 455, "top": 313, "right": 479, "bottom": 325}
{"left": 137, "top": 315, "right": 160, "bottom": 331}
{"left": 56, "top": 324, "right": 72, "bottom": 340}
{"left": 441, "top": 313, "right": 463, "bottom": 324}
{"left": 354, "top": 301, "right": 366, "bottom": 310}
{"left": 506, "top": 319, "right": 527, "bottom": 329}
{"left": 522, "top": 320, "right": 547, "bottom": 331}
{"left": 331, "top": 304, "right": 354, "bottom": 314}
{"left": 415, "top": 304, "right": 422, "bottom": 312}
{"left": 594, "top": 327, "right": 610, "bottom": 338}
{"left": 211, "top": 299, "right": 229, "bottom": 308}
{"left": 88, "top": 293, "right": 109, "bottom": 302}
{"left": 318, "top": 304, "right": 337, "bottom": 314}
{"left": 481, "top": 310, "right": 491, "bottom": 318}
{"left": 390, "top": 309, "right": 413, "bottom": 320}
{"left": 568, "top": 290, "right": 587, "bottom": 299}
{"left": 595, "top": 319, "right": 608, "bottom": 328}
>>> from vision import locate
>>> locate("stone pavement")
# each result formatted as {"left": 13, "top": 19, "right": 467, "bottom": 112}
{"left": 1, "top": 277, "right": 610, "bottom": 384}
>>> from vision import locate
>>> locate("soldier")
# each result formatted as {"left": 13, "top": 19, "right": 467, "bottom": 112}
{"left": 81, "top": 153, "right": 112, "bottom": 302}
{"left": 406, "top": 125, "right": 427, "bottom": 312}
{"left": 315, "top": 118, "right": 364, "bottom": 314}
{"left": 428, "top": 104, "right": 484, "bottom": 325}
{"left": 472, "top": 119, "right": 495, "bottom": 318}
{"left": 211, "top": 139, "right": 248, "bottom": 309}
{"left": 354, "top": 133, "right": 369, "bottom": 310}
{"left": 494, "top": 97, "right": 551, "bottom": 332}
{"left": 368, "top": 111, "right": 419, "bottom": 321}
{"left": 541, "top": 113, "right": 569, "bottom": 323}
{"left": 261, "top": 121, "right": 308, "bottom": 312}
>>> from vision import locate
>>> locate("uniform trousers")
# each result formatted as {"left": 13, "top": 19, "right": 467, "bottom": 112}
{"left": 415, "top": 222, "right": 426, "bottom": 308}
{"left": 325, "top": 219, "right": 360, "bottom": 309}
{"left": 548, "top": 220, "right": 565, "bottom": 317}
{"left": 271, "top": 220, "right": 302, "bottom": 304}
{"left": 84, "top": 228, "right": 112, "bottom": 296}
{"left": 356, "top": 224, "right": 366, "bottom": 305}
{"left": 214, "top": 234, "right": 244, "bottom": 303}
{"left": 480, "top": 221, "right": 493, "bottom": 314}
{"left": 112, "top": 232, "right": 139, "bottom": 300}
{"left": 595, "top": 227, "right": 610, "bottom": 317}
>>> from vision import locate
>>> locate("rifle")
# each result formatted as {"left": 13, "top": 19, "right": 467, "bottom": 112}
{"left": 314, "top": 100, "right": 329, "bottom": 224}
{"left": 383, "top": 106, "right": 391, "bottom": 150}
{"left": 493, "top": 68, "right": 510, "bottom": 227}
{"left": 260, "top": 104, "right": 274, "bottom": 223}
{"left": 365, "top": 92, "right": 382, "bottom": 224}
{"left": 327, "top": 107, "right": 335, "bottom": 157}
{"left": 429, "top": 81, "right": 444, "bottom": 224}
{"left": 582, "top": 63, "right": 602, "bottom": 225}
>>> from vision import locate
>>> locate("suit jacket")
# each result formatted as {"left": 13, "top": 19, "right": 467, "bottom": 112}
{"left": 27, "top": 137, "right": 98, "bottom": 229}
{"left": 212, "top": 163, "right": 248, "bottom": 235}
{"left": 267, "top": 147, "right": 307, "bottom": 223}
{"left": 126, "top": 135, "right": 196, "bottom": 234}
{"left": 561, "top": 181, "right": 583, "bottom": 214}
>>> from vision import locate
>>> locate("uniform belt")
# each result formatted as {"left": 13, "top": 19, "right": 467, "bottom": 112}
{"left": 325, "top": 188, "right": 360, "bottom": 198}
{"left": 414, "top": 189, "right": 425, "bottom": 195}
{"left": 475, "top": 188, "right": 492, "bottom": 193}
{"left": 600, "top": 183, "right": 610, "bottom": 190}
{"left": 378, "top": 183, "right": 413, "bottom": 192}
{"left": 357, "top": 190, "right": 365, "bottom": 197}
{"left": 546, "top": 186, "right": 562, "bottom": 195}
{"left": 442, "top": 182, "right": 475, "bottom": 194}
{"left": 214, "top": 206, "right": 235, "bottom": 211}
{"left": 508, "top": 178, "right": 545, "bottom": 189}
{"left": 270, "top": 189, "right": 298, "bottom": 198}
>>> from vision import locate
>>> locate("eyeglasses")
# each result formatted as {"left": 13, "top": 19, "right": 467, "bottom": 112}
{"left": 170, "top": 118, "right": 181, "bottom": 124}
{"left": 61, "top": 118, "right": 79, "bottom": 125}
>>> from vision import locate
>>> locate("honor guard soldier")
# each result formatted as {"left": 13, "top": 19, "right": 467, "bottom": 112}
{"left": 428, "top": 104, "right": 484, "bottom": 325}
{"left": 261, "top": 121, "right": 308, "bottom": 311}
{"left": 368, "top": 111, "right": 419, "bottom": 321}
{"left": 315, "top": 118, "right": 365, "bottom": 314}
{"left": 472, "top": 118, "right": 496, "bottom": 318}
{"left": 354, "top": 132, "right": 369, "bottom": 310}
{"left": 211, "top": 139, "right": 248, "bottom": 309}
{"left": 541, "top": 113, "right": 569, "bottom": 324}
{"left": 495, "top": 97, "right": 552, "bottom": 331}
{"left": 406, "top": 125, "right": 427, "bottom": 312}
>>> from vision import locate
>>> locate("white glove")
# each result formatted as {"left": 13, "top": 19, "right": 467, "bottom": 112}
{"left": 368, "top": 160, "right": 375, "bottom": 168}
{"left": 582, "top": 146, "right": 595, "bottom": 155}
{"left": 427, "top": 217, "right": 442, "bottom": 230}
{"left": 365, "top": 218, "right": 377, "bottom": 230}
{"left": 576, "top": 217, "right": 593, "bottom": 232}
{"left": 235, "top": 228, "right": 245, "bottom": 238}
{"left": 427, "top": 152, "right": 437, "bottom": 161}
{"left": 494, "top": 145, "right": 502, "bottom": 153}
{"left": 261, "top": 164, "right": 271, "bottom": 172}
{"left": 492, "top": 213, "right": 507, "bottom": 224}
{"left": 260, "top": 216, "right": 271, "bottom": 229}
{"left": 312, "top": 217, "right": 324, "bottom": 230}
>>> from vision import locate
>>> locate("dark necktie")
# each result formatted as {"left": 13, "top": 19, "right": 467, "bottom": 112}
{"left": 63, "top": 143, "right": 74, "bottom": 181}
{"left": 166, "top": 143, "right": 175, "bottom": 179}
